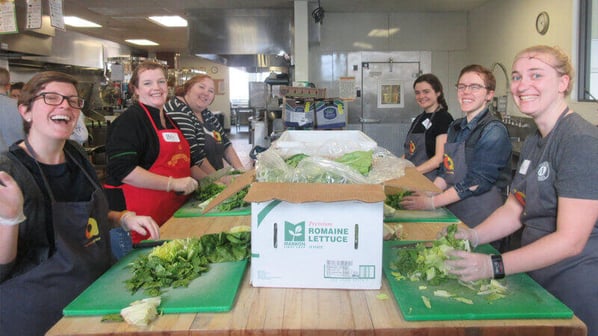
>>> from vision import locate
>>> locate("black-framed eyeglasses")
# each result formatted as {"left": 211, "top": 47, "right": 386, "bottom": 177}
{"left": 455, "top": 83, "right": 488, "bottom": 92}
{"left": 33, "top": 92, "right": 85, "bottom": 109}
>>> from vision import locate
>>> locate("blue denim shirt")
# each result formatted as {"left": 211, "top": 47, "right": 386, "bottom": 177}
{"left": 439, "top": 108, "right": 512, "bottom": 199}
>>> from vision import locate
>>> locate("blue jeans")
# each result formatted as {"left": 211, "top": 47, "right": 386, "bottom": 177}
{"left": 109, "top": 227, "right": 133, "bottom": 259}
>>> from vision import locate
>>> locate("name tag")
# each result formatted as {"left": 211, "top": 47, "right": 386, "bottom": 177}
{"left": 422, "top": 118, "right": 432, "bottom": 130}
{"left": 162, "top": 132, "right": 181, "bottom": 142}
{"left": 519, "top": 159, "right": 530, "bottom": 175}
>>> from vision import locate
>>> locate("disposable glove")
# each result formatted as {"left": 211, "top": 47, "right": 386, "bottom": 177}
{"left": 400, "top": 191, "right": 435, "bottom": 210}
{"left": 168, "top": 176, "right": 198, "bottom": 195}
{"left": 445, "top": 250, "right": 493, "bottom": 282}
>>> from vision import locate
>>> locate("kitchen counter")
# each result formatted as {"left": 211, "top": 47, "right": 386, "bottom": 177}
{"left": 46, "top": 216, "right": 587, "bottom": 336}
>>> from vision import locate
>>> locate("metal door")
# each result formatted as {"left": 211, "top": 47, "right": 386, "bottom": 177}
{"left": 359, "top": 61, "right": 421, "bottom": 156}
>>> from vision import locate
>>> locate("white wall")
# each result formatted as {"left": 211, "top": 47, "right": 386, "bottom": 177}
{"left": 468, "top": 0, "right": 597, "bottom": 124}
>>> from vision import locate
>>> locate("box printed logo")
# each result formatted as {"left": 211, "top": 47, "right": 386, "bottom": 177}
{"left": 284, "top": 221, "right": 305, "bottom": 248}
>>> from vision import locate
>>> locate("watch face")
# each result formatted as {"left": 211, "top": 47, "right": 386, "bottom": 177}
{"left": 536, "top": 11, "right": 549, "bottom": 35}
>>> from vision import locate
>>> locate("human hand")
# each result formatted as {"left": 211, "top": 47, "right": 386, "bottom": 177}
{"left": 0, "top": 171, "right": 26, "bottom": 226}
{"left": 121, "top": 212, "right": 160, "bottom": 240}
{"left": 445, "top": 250, "right": 493, "bottom": 282}
{"left": 169, "top": 177, "right": 198, "bottom": 195}
{"left": 400, "top": 191, "right": 435, "bottom": 210}
{"left": 438, "top": 225, "right": 479, "bottom": 248}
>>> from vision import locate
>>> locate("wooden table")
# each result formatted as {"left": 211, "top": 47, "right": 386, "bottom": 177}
{"left": 46, "top": 216, "right": 587, "bottom": 336}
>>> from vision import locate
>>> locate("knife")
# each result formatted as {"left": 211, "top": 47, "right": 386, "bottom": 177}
{"left": 132, "top": 240, "right": 168, "bottom": 249}
{"left": 199, "top": 167, "right": 233, "bottom": 188}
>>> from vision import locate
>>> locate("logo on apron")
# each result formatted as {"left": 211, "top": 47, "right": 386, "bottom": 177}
{"left": 443, "top": 154, "right": 455, "bottom": 174}
{"left": 84, "top": 217, "right": 102, "bottom": 246}
{"left": 513, "top": 189, "right": 526, "bottom": 207}
{"left": 408, "top": 140, "right": 416, "bottom": 155}
{"left": 537, "top": 162, "right": 550, "bottom": 182}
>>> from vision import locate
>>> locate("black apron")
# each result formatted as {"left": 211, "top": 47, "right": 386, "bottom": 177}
{"left": 203, "top": 123, "right": 225, "bottom": 170}
{"left": 0, "top": 145, "right": 113, "bottom": 336}
{"left": 511, "top": 109, "right": 598, "bottom": 335}
{"left": 404, "top": 112, "right": 437, "bottom": 180}
{"left": 443, "top": 137, "right": 503, "bottom": 228}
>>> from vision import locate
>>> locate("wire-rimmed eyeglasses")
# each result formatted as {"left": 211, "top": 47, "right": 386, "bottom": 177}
{"left": 33, "top": 92, "right": 85, "bottom": 109}
{"left": 455, "top": 83, "right": 488, "bottom": 92}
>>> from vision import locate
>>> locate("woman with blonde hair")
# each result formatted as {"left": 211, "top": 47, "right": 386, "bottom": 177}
{"left": 444, "top": 45, "right": 598, "bottom": 336}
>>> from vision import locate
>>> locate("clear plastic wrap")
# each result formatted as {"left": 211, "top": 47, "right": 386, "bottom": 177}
{"left": 255, "top": 145, "right": 415, "bottom": 184}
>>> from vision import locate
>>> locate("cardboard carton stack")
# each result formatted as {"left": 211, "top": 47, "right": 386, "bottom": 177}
{"left": 280, "top": 86, "right": 347, "bottom": 129}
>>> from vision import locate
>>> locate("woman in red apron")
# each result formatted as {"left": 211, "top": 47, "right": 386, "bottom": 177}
{"left": 104, "top": 61, "right": 200, "bottom": 248}
{"left": 0, "top": 71, "right": 155, "bottom": 335}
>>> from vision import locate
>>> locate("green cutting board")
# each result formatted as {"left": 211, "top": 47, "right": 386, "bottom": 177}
{"left": 63, "top": 248, "right": 248, "bottom": 316}
{"left": 383, "top": 241, "right": 573, "bottom": 321}
{"left": 174, "top": 197, "right": 250, "bottom": 218}
{"left": 384, "top": 207, "right": 460, "bottom": 223}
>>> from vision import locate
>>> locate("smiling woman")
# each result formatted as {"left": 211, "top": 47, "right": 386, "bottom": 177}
{"left": 0, "top": 71, "right": 114, "bottom": 336}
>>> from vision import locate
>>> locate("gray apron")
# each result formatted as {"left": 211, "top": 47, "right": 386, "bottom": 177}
{"left": 443, "top": 140, "right": 503, "bottom": 228}
{"left": 511, "top": 109, "right": 597, "bottom": 335}
{"left": 203, "top": 124, "right": 225, "bottom": 170}
{"left": 0, "top": 145, "right": 113, "bottom": 336}
{"left": 404, "top": 112, "right": 437, "bottom": 180}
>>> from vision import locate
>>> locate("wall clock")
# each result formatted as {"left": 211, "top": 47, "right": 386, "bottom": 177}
{"left": 536, "top": 11, "right": 549, "bottom": 35}
{"left": 210, "top": 66, "right": 219, "bottom": 74}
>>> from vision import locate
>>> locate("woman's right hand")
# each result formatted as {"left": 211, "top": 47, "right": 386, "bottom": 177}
{"left": 170, "top": 176, "right": 199, "bottom": 195}
{"left": 0, "top": 171, "right": 25, "bottom": 225}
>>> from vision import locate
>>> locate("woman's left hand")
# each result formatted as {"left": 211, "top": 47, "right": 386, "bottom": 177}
{"left": 400, "top": 192, "right": 435, "bottom": 210}
{"left": 445, "top": 250, "right": 493, "bottom": 281}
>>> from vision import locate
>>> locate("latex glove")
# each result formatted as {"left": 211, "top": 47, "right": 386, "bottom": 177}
{"left": 400, "top": 191, "right": 435, "bottom": 210}
{"left": 169, "top": 177, "right": 198, "bottom": 195}
{"left": 120, "top": 212, "right": 160, "bottom": 240}
{"left": 0, "top": 171, "right": 26, "bottom": 226}
{"left": 445, "top": 250, "right": 493, "bottom": 282}
{"left": 438, "top": 226, "right": 479, "bottom": 248}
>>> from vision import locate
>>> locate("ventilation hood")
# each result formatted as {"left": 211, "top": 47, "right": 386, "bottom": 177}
{"left": 188, "top": 9, "right": 293, "bottom": 71}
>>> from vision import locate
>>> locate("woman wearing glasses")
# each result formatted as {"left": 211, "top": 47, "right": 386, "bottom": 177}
{"left": 0, "top": 71, "right": 158, "bottom": 336}
{"left": 402, "top": 65, "right": 512, "bottom": 242}
{"left": 444, "top": 46, "right": 598, "bottom": 336}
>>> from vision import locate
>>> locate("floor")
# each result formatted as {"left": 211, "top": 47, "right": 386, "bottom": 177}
{"left": 227, "top": 125, "right": 254, "bottom": 168}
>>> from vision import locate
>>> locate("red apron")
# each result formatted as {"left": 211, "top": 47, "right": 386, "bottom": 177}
{"left": 122, "top": 103, "right": 191, "bottom": 243}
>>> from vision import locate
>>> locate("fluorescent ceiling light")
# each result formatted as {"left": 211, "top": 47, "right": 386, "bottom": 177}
{"left": 64, "top": 16, "right": 101, "bottom": 28}
{"left": 367, "top": 28, "right": 399, "bottom": 37}
{"left": 148, "top": 15, "right": 187, "bottom": 27}
{"left": 125, "top": 39, "right": 159, "bottom": 46}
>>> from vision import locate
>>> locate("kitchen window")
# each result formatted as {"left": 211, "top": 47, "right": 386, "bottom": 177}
{"left": 578, "top": 0, "right": 598, "bottom": 101}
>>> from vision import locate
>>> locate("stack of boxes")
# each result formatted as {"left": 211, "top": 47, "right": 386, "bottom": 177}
{"left": 281, "top": 86, "right": 347, "bottom": 130}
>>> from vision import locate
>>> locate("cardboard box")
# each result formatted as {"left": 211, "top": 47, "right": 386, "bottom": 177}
{"left": 283, "top": 97, "right": 315, "bottom": 128}
{"left": 315, "top": 99, "right": 347, "bottom": 129}
{"left": 200, "top": 130, "right": 437, "bottom": 290}
{"left": 280, "top": 85, "right": 327, "bottom": 99}
{"left": 246, "top": 182, "right": 385, "bottom": 289}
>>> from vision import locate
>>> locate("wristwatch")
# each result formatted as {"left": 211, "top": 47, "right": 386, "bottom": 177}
{"left": 491, "top": 254, "right": 505, "bottom": 279}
